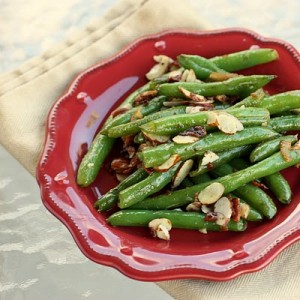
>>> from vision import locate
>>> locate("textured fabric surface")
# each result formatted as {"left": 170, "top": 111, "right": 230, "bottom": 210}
{"left": 0, "top": 0, "right": 209, "bottom": 175}
{"left": 1, "top": 0, "right": 300, "bottom": 299}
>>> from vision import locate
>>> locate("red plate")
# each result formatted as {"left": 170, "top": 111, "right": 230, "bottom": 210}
{"left": 36, "top": 28, "right": 300, "bottom": 281}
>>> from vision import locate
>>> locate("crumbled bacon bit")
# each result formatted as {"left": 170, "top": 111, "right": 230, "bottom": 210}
{"left": 111, "top": 157, "right": 132, "bottom": 174}
{"left": 133, "top": 90, "right": 158, "bottom": 106}
{"left": 204, "top": 212, "right": 218, "bottom": 222}
{"left": 206, "top": 162, "right": 214, "bottom": 170}
{"left": 122, "top": 135, "right": 135, "bottom": 148}
{"left": 231, "top": 197, "right": 241, "bottom": 222}
{"left": 110, "top": 155, "right": 140, "bottom": 175}
{"left": 252, "top": 180, "right": 268, "bottom": 189}
{"left": 179, "top": 126, "right": 207, "bottom": 138}
{"left": 220, "top": 225, "right": 229, "bottom": 231}
{"left": 168, "top": 74, "right": 182, "bottom": 82}
{"left": 111, "top": 106, "right": 131, "bottom": 118}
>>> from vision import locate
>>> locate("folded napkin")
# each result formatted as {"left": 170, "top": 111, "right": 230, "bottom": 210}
{"left": 0, "top": 0, "right": 299, "bottom": 299}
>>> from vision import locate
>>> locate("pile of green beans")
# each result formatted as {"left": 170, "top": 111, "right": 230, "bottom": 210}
{"left": 77, "top": 48, "right": 300, "bottom": 238}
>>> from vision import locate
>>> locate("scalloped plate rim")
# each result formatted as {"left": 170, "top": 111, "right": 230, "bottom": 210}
{"left": 36, "top": 27, "right": 300, "bottom": 282}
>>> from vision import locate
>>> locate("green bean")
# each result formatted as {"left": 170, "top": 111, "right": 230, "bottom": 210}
{"left": 180, "top": 178, "right": 194, "bottom": 188}
{"left": 140, "top": 107, "right": 270, "bottom": 136}
{"left": 190, "top": 172, "right": 212, "bottom": 184}
{"left": 101, "top": 96, "right": 166, "bottom": 134}
{"left": 228, "top": 88, "right": 266, "bottom": 109}
{"left": 138, "top": 127, "right": 278, "bottom": 168}
{"left": 253, "top": 91, "right": 300, "bottom": 115}
{"left": 212, "top": 163, "right": 276, "bottom": 219}
{"left": 210, "top": 48, "right": 279, "bottom": 72}
{"left": 77, "top": 82, "right": 154, "bottom": 187}
{"left": 118, "top": 163, "right": 180, "bottom": 209}
{"left": 263, "top": 173, "right": 292, "bottom": 204}
{"left": 230, "top": 158, "right": 292, "bottom": 205}
{"left": 106, "top": 106, "right": 186, "bottom": 138}
{"left": 158, "top": 75, "right": 275, "bottom": 98}
{"left": 250, "top": 135, "right": 298, "bottom": 162}
{"left": 236, "top": 197, "right": 263, "bottom": 222}
{"left": 133, "top": 132, "right": 146, "bottom": 144}
{"left": 130, "top": 149, "right": 300, "bottom": 210}
{"left": 190, "top": 145, "right": 253, "bottom": 177}
{"left": 107, "top": 210, "right": 247, "bottom": 232}
{"left": 94, "top": 168, "right": 148, "bottom": 212}
{"left": 177, "top": 54, "right": 226, "bottom": 80}
{"left": 270, "top": 115, "right": 300, "bottom": 132}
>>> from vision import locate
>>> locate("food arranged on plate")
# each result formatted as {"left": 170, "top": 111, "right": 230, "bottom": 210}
{"left": 77, "top": 48, "right": 300, "bottom": 240}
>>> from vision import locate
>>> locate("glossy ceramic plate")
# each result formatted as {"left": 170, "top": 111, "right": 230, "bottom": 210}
{"left": 37, "top": 28, "right": 300, "bottom": 281}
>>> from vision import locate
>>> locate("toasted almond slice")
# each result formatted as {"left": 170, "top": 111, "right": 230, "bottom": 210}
{"left": 154, "top": 154, "right": 181, "bottom": 172}
{"left": 201, "top": 151, "right": 219, "bottom": 166}
{"left": 181, "top": 69, "right": 197, "bottom": 82}
{"left": 239, "top": 203, "right": 250, "bottom": 219}
{"left": 178, "top": 86, "right": 208, "bottom": 102}
{"left": 214, "top": 197, "right": 232, "bottom": 225}
{"left": 148, "top": 218, "right": 172, "bottom": 241}
{"left": 131, "top": 107, "right": 144, "bottom": 121}
{"left": 186, "top": 202, "right": 202, "bottom": 212}
{"left": 215, "top": 212, "right": 228, "bottom": 226}
{"left": 116, "top": 173, "right": 129, "bottom": 182}
{"left": 143, "top": 131, "right": 170, "bottom": 144}
{"left": 172, "top": 135, "right": 199, "bottom": 144}
{"left": 153, "top": 55, "right": 174, "bottom": 64}
{"left": 216, "top": 111, "right": 244, "bottom": 134}
{"left": 146, "top": 55, "right": 171, "bottom": 80}
{"left": 207, "top": 111, "right": 219, "bottom": 126}
{"left": 186, "top": 106, "right": 206, "bottom": 114}
{"left": 172, "top": 159, "right": 194, "bottom": 188}
{"left": 280, "top": 140, "right": 292, "bottom": 162}
{"left": 201, "top": 204, "right": 212, "bottom": 214}
{"left": 197, "top": 182, "right": 225, "bottom": 205}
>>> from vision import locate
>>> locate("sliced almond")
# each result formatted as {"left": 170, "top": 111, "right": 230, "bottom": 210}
{"left": 280, "top": 140, "right": 292, "bottom": 162}
{"left": 131, "top": 107, "right": 144, "bottom": 121}
{"left": 146, "top": 56, "right": 172, "bottom": 80}
{"left": 207, "top": 111, "right": 243, "bottom": 134}
{"left": 207, "top": 111, "right": 219, "bottom": 126}
{"left": 172, "top": 135, "right": 199, "bottom": 144}
{"left": 214, "top": 197, "right": 232, "bottom": 226}
{"left": 201, "top": 204, "right": 212, "bottom": 214}
{"left": 181, "top": 69, "right": 197, "bottom": 82}
{"left": 201, "top": 151, "right": 219, "bottom": 166}
{"left": 198, "top": 228, "right": 208, "bottom": 234}
{"left": 186, "top": 106, "right": 206, "bottom": 114}
{"left": 215, "top": 111, "right": 244, "bottom": 134}
{"left": 153, "top": 55, "right": 174, "bottom": 64}
{"left": 239, "top": 203, "right": 250, "bottom": 219}
{"left": 154, "top": 154, "right": 181, "bottom": 172}
{"left": 148, "top": 218, "right": 172, "bottom": 241}
{"left": 116, "top": 173, "right": 129, "bottom": 182}
{"left": 172, "top": 159, "right": 194, "bottom": 188}
{"left": 143, "top": 131, "right": 170, "bottom": 144}
{"left": 215, "top": 212, "right": 228, "bottom": 226}
{"left": 197, "top": 182, "right": 225, "bottom": 205}
{"left": 178, "top": 86, "right": 209, "bottom": 103}
{"left": 186, "top": 202, "right": 202, "bottom": 212}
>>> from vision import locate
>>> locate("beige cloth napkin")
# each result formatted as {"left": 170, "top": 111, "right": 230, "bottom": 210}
{"left": 0, "top": 0, "right": 299, "bottom": 299}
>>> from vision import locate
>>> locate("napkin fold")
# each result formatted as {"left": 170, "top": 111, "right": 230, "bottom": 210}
{"left": 1, "top": 0, "right": 299, "bottom": 299}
